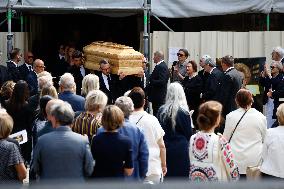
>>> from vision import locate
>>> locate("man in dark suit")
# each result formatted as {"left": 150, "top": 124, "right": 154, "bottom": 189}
{"left": 221, "top": 55, "right": 243, "bottom": 115}
{"left": 68, "top": 50, "right": 90, "bottom": 95}
{"left": 18, "top": 51, "right": 34, "bottom": 80}
{"left": 96, "top": 59, "right": 123, "bottom": 104}
{"left": 30, "top": 100, "right": 94, "bottom": 181}
{"left": 147, "top": 51, "right": 170, "bottom": 117}
{"left": 6, "top": 48, "right": 22, "bottom": 82}
{"left": 198, "top": 55, "right": 210, "bottom": 95}
{"left": 202, "top": 58, "right": 226, "bottom": 105}
{"left": 58, "top": 73, "right": 85, "bottom": 112}
{"left": 26, "top": 59, "right": 46, "bottom": 96}
{"left": 0, "top": 65, "right": 11, "bottom": 87}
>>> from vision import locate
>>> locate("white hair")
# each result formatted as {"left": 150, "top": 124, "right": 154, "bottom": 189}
{"left": 115, "top": 96, "right": 134, "bottom": 119}
{"left": 158, "top": 82, "right": 189, "bottom": 130}
{"left": 81, "top": 74, "right": 100, "bottom": 96}
{"left": 273, "top": 46, "right": 284, "bottom": 58}
{"left": 38, "top": 72, "right": 53, "bottom": 90}
{"left": 59, "top": 73, "right": 76, "bottom": 91}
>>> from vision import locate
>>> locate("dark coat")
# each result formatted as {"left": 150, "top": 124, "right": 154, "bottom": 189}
{"left": 6, "top": 61, "right": 21, "bottom": 82}
{"left": 269, "top": 73, "right": 284, "bottom": 118}
{"left": 26, "top": 71, "right": 38, "bottom": 96}
{"left": 18, "top": 63, "right": 32, "bottom": 81}
{"left": 222, "top": 68, "right": 243, "bottom": 115}
{"left": 157, "top": 107, "right": 192, "bottom": 177}
{"left": 58, "top": 91, "right": 85, "bottom": 112}
{"left": 203, "top": 68, "right": 226, "bottom": 104}
{"left": 147, "top": 61, "right": 170, "bottom": 104}
{"left": 0, "top": 65, "right": 11, "bottom": 87}
{"left": 68, "top": 65, "right": 90, "bottom": 95}
{"left": 197, "top": 69, "right": 209, "bottom": 94}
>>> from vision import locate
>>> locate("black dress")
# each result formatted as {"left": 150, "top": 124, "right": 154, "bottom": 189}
{"left": 157, "top": 108, "right": 193, "bottom": 178}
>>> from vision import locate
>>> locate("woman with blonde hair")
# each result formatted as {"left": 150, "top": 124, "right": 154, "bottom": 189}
{"left": 81, "top": 74, "right": 100, "bottom": 97}
{"left": 0, "top": 109, "right": 27, "bottom": 183}
{"left": 40, "top": 85, "right": 58, "bottom": 99}
{"left": 189, "top": 101, "right": 239, "bottom": 181}
{"left": 72, "top": 90, "right": 107, "bottom": 141}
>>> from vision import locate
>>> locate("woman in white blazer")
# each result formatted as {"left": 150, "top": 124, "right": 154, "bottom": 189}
{"left": 223, "top": 89, "right": 267, "bottom": 179}
{"left": 261, "top": 103, "right": 284, "bottom": 179}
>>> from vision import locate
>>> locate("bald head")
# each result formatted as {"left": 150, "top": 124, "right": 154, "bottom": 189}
{"left": 46, "top": 99, "right": 65, "bottom": 120}
{"left": 33, "top": 59, "right": 45, "bottom": 74}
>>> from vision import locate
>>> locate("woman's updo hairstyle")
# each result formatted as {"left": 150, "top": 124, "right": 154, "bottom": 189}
{"left": 197, "top": 101, "right": 222, "bottom": 131}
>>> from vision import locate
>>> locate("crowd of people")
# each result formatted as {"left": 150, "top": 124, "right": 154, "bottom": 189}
{"left": 0, "top": 44, "right": 284, "bottom": 184}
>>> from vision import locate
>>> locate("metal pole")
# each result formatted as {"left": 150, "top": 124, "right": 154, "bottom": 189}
{"left": 20, "top": 13, "right": 24, "bottom": 32}
{"left": 147, "top": 1, "right": 151, "bottom": 63}
{"left": 7, "top": 0, "right": 13, "bottom": 59}
{"left": 143, "top": 0, "right": 149, "bottom": 62}
{"left": 266, "top": 13, "right": 270, "bottom": 31}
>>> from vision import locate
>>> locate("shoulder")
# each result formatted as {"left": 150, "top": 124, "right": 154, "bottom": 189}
{"left": 74, "top": 94, "right": 85, "bottom": 101}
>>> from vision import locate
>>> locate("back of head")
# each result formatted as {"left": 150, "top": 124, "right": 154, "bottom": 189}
{"left": 40, "top": 95, "right": 54, "bottom": 118}
{"left": 128, "top": 87, "right": 145, "bottom": 109}
{"left": 71, "top": 50, "right": 83, "bottom": 59}
{"left": 50, "top": 101, "right": 74, "bottom": 126}
{"left": 85, "top": 90, "right": 108, "bottom": 112}
{"left": 204, "top": 58, "right": 216, "bottom": 67}
{"left": 235, "top": 89, "right": 253, "bottom": 109}
{"left": 115, "top": 96, "right": 134, "bottom": 119}
{"left": 222, "top": 55, "right": 234, "bottom": 67}
{"left": 81, "top": 74, "right": 100, "bottom": 96}
{"left": 38, "top": 71, "right": 53, "bottom": 90}
{"left": 197, "top": 101, "right": 222, "bottom": 131}
{"left": 10, "top": 48, "right": 20, "bottom": 60}
{"left": 277, "top": 103, "right": 284, "bottom": 125}
{"left": 0, "top": 81, "right": 15, "bottom": 100}
{"left": 101, "top": 105, "right": 124, "bottom": 131}
{"left": 40, "top": 85, "right": 58, "bottom": 99}
{"left": 59, "top": 73, "right": 75, "bottom": 92}
{"left": 9, "top": 80, "right": 29, "bottom": 111}
{"left": 0, "top": 109, "right": 13, "bottom": 139}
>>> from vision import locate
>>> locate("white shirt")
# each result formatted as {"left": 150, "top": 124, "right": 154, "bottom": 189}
{"left": 129, "top": 111, "right": 165, "bottom": 176}
{"left": 102, "top": 73, "right": 110, "bottom": 90}
{"left": 156, "top": 60, "right": 164, "bottom": 66}
{"left": 80, "top": 65, "right": 86, "bottom": 77}
{"left": 59, "top": 54, "right": 65, "bottom": 60}
{"left": 10, "top": 60, "right": 18, "bottom": 67}
{"left": 223, "top": 108, "right": 267, "bottom": 174}
{"left": 260, "top": 126, "right": 284, "bottom": 178}
{"left": 25, "top": 63, "right": 32, "bottom": 71}
{"left": 224, "top": 67, "right": 234, "bottom": 74}
{"left": 209, "top": 67, "right": 216, "bottom": 74}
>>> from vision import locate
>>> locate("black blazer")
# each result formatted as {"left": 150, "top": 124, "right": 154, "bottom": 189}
{"left": 18, "top": 63, "right": 32, "bottom": 81}
{"left": 26, "top": 71, "right": 38, "bottom": 96}
{"left": 203, "top": 68, "right": 226, "bottom": 103}
{"left": 68, "top": 65, "right": 90, "bottom": 95}
{"left": 0, "top": 65, "right": 11, "bottom": 87}
{"left": 6, "top": 61, "right": 21, "bottom": 82}
{"left": 95, "top": 71, "right": 122, "bottom": 104}
{"left": 148, "top": 61, "right": 170, "bottom": 104}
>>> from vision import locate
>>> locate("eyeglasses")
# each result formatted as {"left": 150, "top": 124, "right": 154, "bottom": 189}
{"left": 28, "top": 56, "right": 34, "bottom": 59}
{"left": 177, "top": 53, "right": 185, "bottom": 57}
{"left": 270, "top": 66, "right": 276, "bottom": 69}
{"left": 101, "top": 67, "right": 110, "bottom": 71}
{"left": 36, "top": 65, "right": 45, "bottom": 68}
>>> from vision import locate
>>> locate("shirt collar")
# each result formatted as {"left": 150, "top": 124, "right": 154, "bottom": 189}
{"left": 56, "top": 125, "right": 71, "bottom": 131}
{"left": 209, "top": 67, "right": 216, "bottom": 74}
{"left": 156, "top": 60, "right": 164, "bottom": 66}
{"left": 225, "top": 67, "right": 234, "bottom": 73}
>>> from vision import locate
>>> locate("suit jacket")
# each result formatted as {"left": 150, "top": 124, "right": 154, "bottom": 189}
{"left": 68, "top": 65, "right": 90, "bottom": 95}
{"left": 198, "top": 69, "right": 209, "bottom": 94}
{"left": 26, "top": 71, "right": 38, "bottom": 96}
{"left": 31, "top": 126, "right": 94, "bottom": 180}
{"left": 148, "top": 61, "right": 170, "bottom": 105}
{"left": 18, "top": 63, "right": 32, "bottom": 81}
{"left": 95, "top": 71, "right": 122, "bottom": 104}
{"left": 223, "top": 68, "right": 243, "bottom": 115}
{"left": 0, "top": 65, "right": 11, "bottom": 87}
{"left": 6, "top": 61, "right": 21, "bottom": 82}
{"left": 203, "top": 67, "right": 226, "bottom": 104}
{"left": 59, "top": 91, "right": 85, "bottom": 112}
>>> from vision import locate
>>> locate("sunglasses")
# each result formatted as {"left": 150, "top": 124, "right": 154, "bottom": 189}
{"left": 177, "top": 53, "right": 185, "bottom": 57}
{"left": 28, "top": 56, "right": 34, "bottom": 59}
{"left": 270, "top": 66, "right": 276, "bottom": 69}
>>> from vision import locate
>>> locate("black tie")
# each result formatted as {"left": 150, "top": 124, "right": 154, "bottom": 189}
{"left": 107, "top": 75, "right": 111, "bottom": 90}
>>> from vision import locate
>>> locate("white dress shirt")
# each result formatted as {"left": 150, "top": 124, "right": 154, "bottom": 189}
{"left": 80, "top": 65, "right": 86, "bottom": 77}
{"left": 102, "top": 73, "right": 110, "bottom": 90}
{"left": 261, "top": 126, "right": 284, "bottom": 178}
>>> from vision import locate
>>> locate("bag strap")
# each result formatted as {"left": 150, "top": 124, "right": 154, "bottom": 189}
{"left": 228, "top": 110, "right": 248, "bottom": 143}
{"left": 136, "top": 115, "right": 144, "bottom": 125}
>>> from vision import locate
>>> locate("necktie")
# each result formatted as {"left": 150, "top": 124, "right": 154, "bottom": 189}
{"left": 107, "top": 75, "right": 111, "bottom": 90}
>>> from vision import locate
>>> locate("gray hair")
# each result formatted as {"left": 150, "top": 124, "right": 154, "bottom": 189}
{"left": 81, "top": 74, "right": 100, "bottom": 96}
{"left": 59, "top": 73, "right": 76, "bottom": 91}
{"left": 38, "top": 72, "right": 53, "bottom": 91}
{"left": 158, "top": 82, "right": 189, "bottom": 130}
{"left": 115, "top": 96, "right": 134, "bottom": 119}
{"left": 272, "top": 60, "right": 283, "bottom": 71}
{"left": 85, "top": 90, "right": 108, "bottom": 112}
{"left": 273, "top": 46, "right": 284, "bottom": 58}
{"left": 154, "top": 50, "right": 164, "bottom": 60}
{"left": 50, "top": 101, "right": 74, "bottom": 126}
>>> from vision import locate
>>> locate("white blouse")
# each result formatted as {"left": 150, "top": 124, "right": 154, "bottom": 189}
{"left": 260, "top": 126, "right": 284, "bottom": 178}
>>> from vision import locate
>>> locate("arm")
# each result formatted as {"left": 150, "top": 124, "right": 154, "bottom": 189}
{"left": 151, "top": 65, "right": 169, "bottom": 86}
{"left": 83, "top": 139, "right": 94, "bottom": 177}
{"left": 124, "top": 139, "right": 134, "bottom": 176}
{"left": 138, "top": 132, "right": 149, "bottom": 178}
{"left": 15, "top": 163, "right": 27, "bottom": 181}
{"left": 157, "top": 137, "right": 167, "bottom": 176}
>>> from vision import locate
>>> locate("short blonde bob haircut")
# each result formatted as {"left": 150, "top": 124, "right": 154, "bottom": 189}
{"left": 81, "top": 74, "right": 100, "bottom": 96}
{"left": 101, "top": 105, "right": 124, "bottom": 131}
{"left": 85, "top": 90, "right": 108, "bottom": 112}
{"left": 0, "top": 109, "right": 14, "bottom": 139}
{"left": 277, "top": 103, "right": 284, "bottom": 125}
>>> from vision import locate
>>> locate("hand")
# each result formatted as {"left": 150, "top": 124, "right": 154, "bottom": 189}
{"left": 173, "top": 65, "right": 179, "bottom": 73}
{"left": 267, "top": 89, "right": 273, "bottom": 98}
{"left": 162, "top": 166, "right": 167, "bottom": 176}
{"left": 118, "top": 72, "right": 126, "bottom": 80}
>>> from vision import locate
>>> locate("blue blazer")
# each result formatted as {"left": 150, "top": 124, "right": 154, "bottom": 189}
{"left": 26, "top": 71, "right": 38, "bottom": 96}
{"left": 59, "top": 91, "right": 85, "bottom": 112}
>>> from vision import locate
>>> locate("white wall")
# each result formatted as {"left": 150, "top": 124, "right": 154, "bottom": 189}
{"left": 0, "top": 32, "right": 28, "bottom": 66}
{"left": 151, "top": 31, "right": 284, "bottom": 70}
